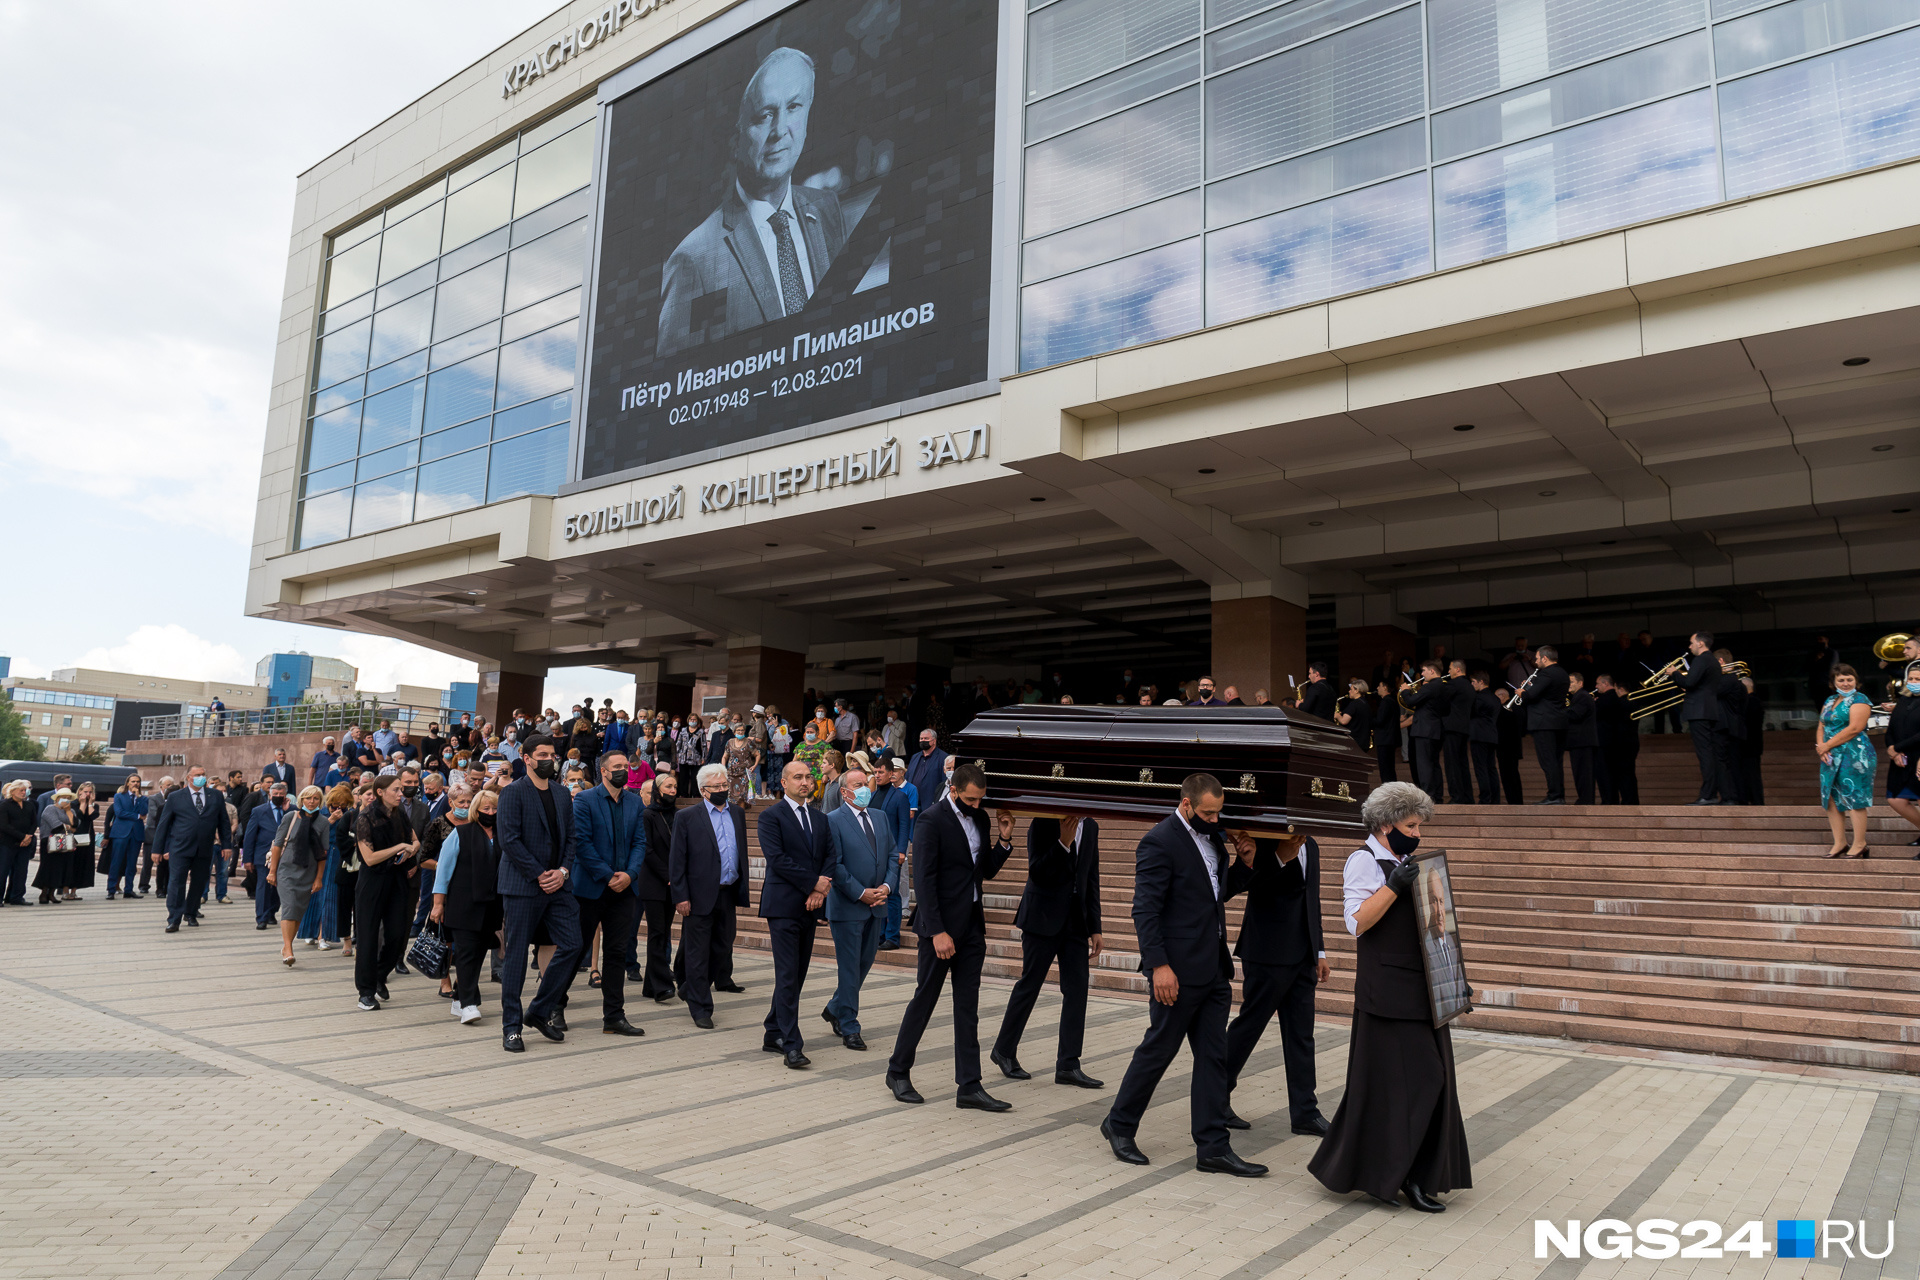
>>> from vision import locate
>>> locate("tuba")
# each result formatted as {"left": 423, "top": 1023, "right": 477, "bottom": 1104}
{"left": 1873, "top": 633, "right": 1914, "bottom": 662}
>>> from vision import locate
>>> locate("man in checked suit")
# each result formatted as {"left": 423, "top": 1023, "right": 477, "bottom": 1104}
{"left": 759, "top": 759, "right": 837, "bottom": 1067}
{"left": 154, "top": 765, "right": 234, "bottom": 932}
{"left": 1100, "top": 774, "right": 1267, "bottom": 1177}
{"left": 823, "top": 766, "right": 899, "bottom": 1051}
{"left": 990, "top": 815, "right": 1105, "bottom": 1089}
{"left": 494, "top": 735, "right": 582, "bottom": 1054}
{"left": 670, "top": 763, "right": 751, "bottom": 1029}
{"left": 885, "top": 762, "right": 1014, "bottom": 1111}
{"left": 1223, "top": 833, "right": 1331, "bottom": 1136}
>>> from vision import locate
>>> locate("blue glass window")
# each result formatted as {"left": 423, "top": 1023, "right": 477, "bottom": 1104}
{"left": 314, "top": 317, "right": 371, "bottom": 389}
{"left": 494, "top": 391, "right": 572, "bottom": 439}
{"left": 368, "top": 290, "right": 434, "bottom": 368}
{"left": 1020, "top": 238, "right": 1203, "bottom": 369}
{"left": 366, "top": 350, "right": 427, "bottom": 397}
{"left": 1024, "top": 87, "right": 1201, "bottom": 238}
{"left": 505, "top": 221, "right": 589, "bottom": 312}
{"left": 495, "top": 321, "right": 579, "bottom": 410}
{"left": 423, "top": 350, "right": 499, "bottom": 433}
{"left": 433, "top": 257, "right": 507, "bottom": 344}
{"left": 349, "top": 472, "right": 415, "bottom": 538}
{"left": 358, "top": 378, "right": 428, "bottom": 453}
{"left": 416, "top": 449, "right": 490, "bottom": 521}
{"left": 297, "top": 490, "right": 353, "bottom": 550}
{"left": 305, "top": 404, "right": 361, "bottom": 471}
{"left": 487, "top": 425, "right": 568, "bottom": 503}
{"left": 422, "top": 418, "right": 492, "bottom": 462}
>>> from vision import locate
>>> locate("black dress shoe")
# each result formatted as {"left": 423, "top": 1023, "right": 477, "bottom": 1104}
{"left": 393, "top": 960, "right": 409, "bottom": 975}
{"left": 1533, "top": 797, "right": 1564, "bottom": 805}
{"left": 1291, "top": 1114, "right": 1332, "bottom": 1137}
{"left": 603, "top": 1019, "right": 646, "bottom": 1036}
{"left": 1100, "top": 1118, "right": 1148, "bottom": 1165}
{"left": 526, "top": 1013, "right": 565, "bottom": 1042}
{"left": 502, "top": 1033, "right": 525, "bottom": 1053}
{"left": 991, "top": 1049, "right": 1030, "bottom": 1080}
{"left": 784, "top": 1049, "right": 811, "bottom": 1069}
{"left": 1224, "top": 1108, "right": 1252, "bottom": 1131}
{"left": 1197, "top": 1150, "right": 1268, "bottom": 1177}
{"left": 843, "top": 1033, "right": 867, "bottom": 1051}
{"left": 877, "top": 940, "right": 899, "bottom": 951}
{"left": 625, "top": 965, "right": 643, "bottom": 982}
{"left": 165, "top": 923, "right": 179, "bottom": 933}
{"left": 715, "top": 981, "right": 746, "bottom": 993}
{"left": 186, "top": 917, "right": 199, "bottom": 927}
{"left": 1055, "top": 1067, "right": 1104, "bottom": 1089}
{"left": 549, "top": 1009, "right": 568, "bottom": 1034}
{"left": 1402, "top": 1181, "right": 1445, "bottom": 1212}
{"left": 957, "top": 1084, "right": 1011, "bottom": 1112}
{"left": 654, "top": 991, "right": 675, "bottom": 1003}
{"left": 693, "top": 1015, "right": 715, "bottom": 1029}
{"left": 1685, "top": 798, "right": 1718, "bottom": 806}
{"left": 887, "top": 1074, "right": 924, "bottom": 1104}
{"left": 763, "top": 1036, "right": 786, "bottom": 1053}
{"left": 821, "top": 1007, "right": 844, "bottom": 1036}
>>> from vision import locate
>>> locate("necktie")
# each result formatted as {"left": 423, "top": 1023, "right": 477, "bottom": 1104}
{"left": 860, "top": 811, "right": 874, "bottom": 849}
{"left": 194, "top": 791, "right": 203, "bottom": 813}
{"left": 768, "top": 209, "right": 806, "bottom": 316}
{"left": 797, "top": 805, "right": 810, "bottom": 840}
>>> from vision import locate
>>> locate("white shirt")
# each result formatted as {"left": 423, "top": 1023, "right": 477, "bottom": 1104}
{"left": 1176, "top": 813, "right": 1223, "bottom": 901}
{"left": 740, "top": 180, "right": 815, "bottom": 310}
{"left": 947, "top": 795, "right": 984, "bottom": 901}
{"left": 784, "top": 794, "right": 814, "bottom": 840}
{"left": 1342, "top": 833, "right": 1404, "bottom": 937}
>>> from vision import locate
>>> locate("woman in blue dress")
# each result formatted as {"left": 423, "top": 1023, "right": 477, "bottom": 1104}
{"left": 1817, "top": 665, "right": 1877, "bottom": 858}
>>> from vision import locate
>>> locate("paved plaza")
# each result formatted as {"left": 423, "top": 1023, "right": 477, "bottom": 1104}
{"left": 1, "top": 899, "right": 1915, "bottom": 1280}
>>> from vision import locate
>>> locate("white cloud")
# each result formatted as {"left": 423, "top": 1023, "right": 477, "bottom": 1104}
{"left": 74, "top": 625, "right": 250, "bottom": 684}
{"left": 329, "top": 635, "right": 476, "bottom": 695}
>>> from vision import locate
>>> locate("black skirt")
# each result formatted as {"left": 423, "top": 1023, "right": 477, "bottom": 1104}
{"left": 1308, "top": 1010, "right": 1472, "bottom": 1201}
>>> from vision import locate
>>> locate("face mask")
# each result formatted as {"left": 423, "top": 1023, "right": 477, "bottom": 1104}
{"left": 609, "top": 769, "right": 629, "bottom": 788}
{"left": 735, "top": 729, "right": 746, "bottom": 738}
{"left": 1187, "top": 811, "right": 1219, "bottom": 836}
{"left": 672, "top": 720, "right": 682, "bottom": 728}
{"left": 804, "top": 732, "right": 817, "bottom": 742}
{"left": 852, "top": 786, "right": 872, "bottom": 808}
{"left": 402, "top": 785, "right": 419, "bottom": 798}
{"left": 452, "top": 807, "right": 469, "bottom": 820}
{"left": 1385, "top": 827, "right": 1420, "bottom": 858}
{"left": 532, "top": 760, "right": 556, "bottom": 780}
{"left": 476, "top": 812, "right": 495, "bottom": 828}
{"left": 301, "top": 803, "right": 320, "bottom": 814}
{"left": 1908, "top": 682, "right": 1920, "bottom": 693}
{"left": 706, "top": 790, "right": 728, "bottom": 808}
{"left": 456, "top": 758, "right": 470, "bottom": 769}
{"left": 190, "top": 776, "right": 206, "bottom": 790}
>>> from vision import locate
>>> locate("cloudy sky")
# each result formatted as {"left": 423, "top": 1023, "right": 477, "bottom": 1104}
{"left": 0, "top": 2, "right": 632, "bottom": 706}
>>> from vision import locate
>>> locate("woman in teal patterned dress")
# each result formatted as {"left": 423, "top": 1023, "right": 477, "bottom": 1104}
{"left": 1817, "top": 665, "right": 1877, "bottom": 858}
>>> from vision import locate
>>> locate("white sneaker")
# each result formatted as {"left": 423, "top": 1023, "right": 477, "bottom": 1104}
{"left": 451, "top": 1001, "right": 465, "bottom": 1020}
{"left": 317, "top": 940, "right": 335, "bottom": 951}
{"left": 460, "top": 1006, "right": 482, "bottom": 1025}
{"left": 305, "top": 939, "right": 319, "bottom": 948}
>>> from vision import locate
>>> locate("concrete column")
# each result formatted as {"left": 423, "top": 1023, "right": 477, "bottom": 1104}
{"left": 726, "top": 642, "right": 806, "bottom": 721}
{"left": 1211, "top": 596, "right": 1307, "bottom": 703}
{"left": 1335, "top": 593, "right": 1418, "bottom": 688}
{"left": 476, "top": 662, "right": 545, "bottom": 730}
{"left": 621, "top": 661, "right": 695, "bottom": 719}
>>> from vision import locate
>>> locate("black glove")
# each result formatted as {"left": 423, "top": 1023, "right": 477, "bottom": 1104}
{"left": 1385, "top": 857, "right": 1419, "bottom": 897}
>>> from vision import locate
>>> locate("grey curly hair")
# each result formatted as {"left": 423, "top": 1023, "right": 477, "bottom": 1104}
{"left": 1361, "top": 781, "right": 1433, "bottom": 833}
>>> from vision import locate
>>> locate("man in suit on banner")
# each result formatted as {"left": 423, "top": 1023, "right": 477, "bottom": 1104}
{"left": 656, "top": 46, "right": 849, "bottom": 357}
{"left": 758, "top": 760, "right": 837, "bottom": 1068}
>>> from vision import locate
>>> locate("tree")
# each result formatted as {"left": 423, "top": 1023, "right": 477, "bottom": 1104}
{"left": 68, "top": 741, "right": 108, "bottom": 765}
{"left": 0, "top": 693, "right": 47, "bottom": 762}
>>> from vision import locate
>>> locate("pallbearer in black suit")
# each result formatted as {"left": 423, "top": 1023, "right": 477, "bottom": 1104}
{"left": 1309, "top": 782, "right": 1470, "bottom": 1212}
{"left": 758, "top": 760, "right": 837, "bottom": 1068}
{"left": 990, "top": 816, "right": 1104, "bottom": 1089}
{"left": 1100, "top": 775, "right": 1268, "bottom": 1178}
{"left": 886, "top": 763, "right": 1015, "bottom": 1110}
{"left": 1222, "top": 833, "right": 1330, "bottom": 1135}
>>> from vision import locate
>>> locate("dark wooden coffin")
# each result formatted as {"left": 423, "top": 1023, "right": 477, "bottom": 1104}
{"left": 953, "top": 705, "right": 1372, "bottom": 839}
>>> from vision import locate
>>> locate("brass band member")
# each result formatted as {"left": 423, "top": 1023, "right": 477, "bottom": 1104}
{"left": 1402, "top": 661, "right": 1447, "bottom": 802}
{"left": 1671, "top": 632, "right": 1725, "bottom": 804}
{"left": 1335, "top": 680, "right": 1372, "bottom": 756}
{"left": 1712, "top": 648, "right": 1749, "bottom": 805}
{"left": 1518, "top": 646, "right": 1570, "bottom": 805}
{"left": 1309, "top": 782, "right": 1470, "bottom": 1211}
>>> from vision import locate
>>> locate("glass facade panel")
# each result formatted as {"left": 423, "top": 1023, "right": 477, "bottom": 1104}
{"left": 433, "top": 256, "right": 508, "bottom": 343}
{"left": 513, "top": 188, "right": 593, "bottom": 246}
{"left": 503, "top": 288, "right": 582, "bottom": 344}
{"left": 493, "top": 390, "right": 572, "bottom": 439}
{"left": 1206, "top": 172, "right": 1430, "bottom": 324}
{"left": 442, "top": 165, "right": 515, "bottom": 251}
{"left": 379, "top": 203, "right": 445, "bottom": 283}
{"left": 1024, "top": 190, "right": 1204, "bottom": 283}
{"left": 1208, "top": 0, "right": 1412, "bottom": 74}
{"left": 1024, "top": 87, "right": 1201, "bottom": 237}
{"left": 431, "top": 321, "right": 499, "bottom": 370}
{"left": 356, "top": 441, "right": 419, "bottom": 482}
{"left": 415, "top": 449, "right": 490, "bottom": 521}
{"left": 1026, "top": 41, "right": 1200, "bottom": 142}
{"left": 1714, "top": 0, "right": 1915, "bottom": 76}
{"left": 422, "top": 418, "right": 492, "bottom": 462}
{"left": 367, "top": 290, "right": 433, "bottom": 369}
{"left": 1434, "top": 90, "right": 1717, "bottom": 266}
{"left": 486, "top": 424, "right": 568, "bottom": 503}
{"left": 305, "top": 404, "right": 361, "bottom": 471}
{"left": 312, "top": 376, "right": 363, "bottom": 416}
{"left": 322, "top": 291, "right": 374, "bottom": 334}
{"left": 1206, "top": 119, "right": 1425, "bottom": 225}
{"left": 449, "top": 140, "right": 516, "bottom": 192}
{"left": 1027, "top": 0, "right": 1203, "bottom": 99}
{"left": 297, "top": 488, "right": 352, "bottom": 550}
{"left": 350, "top": 472, "right": 415, "bottom": 537}
{"left": 423, "top": 350, "right": 498, "bottom": 433}
{"left": 1431, "top": 32, "right": 1710, "bottom": 159}
{"left": 1428, "top": 0, "right": 1707, "bottom": 108}
{"left": 359, "top": 378, "right": 427, "bottom": 453}
{"left": 1020, "top": 237, "right": 1203, "bottom": 369}
{"left": 512, "top": 124, "right": 595, "bottom": 218}
{"left": 505, "top": 220, "right": 589, "bottom": 311}
{"left": 366, "top": 350, "right": 427, "bottom": 396}
{"left": 1205, "top": 7, "right": 1425, "bottom": 178}
{"left": 325, "top": 238, "right": 379, "bottom": 307}
{"left": 1720, "top": 25, "right": 1920, "bottom": 196}
{"left": 496, "top": 321, "right": 580, "bottom": 410}
{"left": 302, "top": 461, "right": 355, "bottom": 497}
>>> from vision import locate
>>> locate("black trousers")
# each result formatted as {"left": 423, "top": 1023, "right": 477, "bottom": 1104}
{"left": 888, "top": 908, "right": 986, "bottom": 1087}
{"left": 1107, "top": 971, "right": 1232, "bottom": 1157}
{"left": 1532, "top": 729, "right": 1566, "bottom": 801}
{"left": 450, "top": 927, "right": 491, "bottom": 1009}
{"left": 1713, "top": 730, "right": 1743, "bottom": 804}
{"left": 993, "top": 929, "right": 1090, "bottom": 1070}
{"left": 1601, "top": 744, "right": 1639, "bottom": 803}
{"left": 1688, "top": 719, "right": 1719, "bottom": 800}
{"left": 1225, "top": 957, "right": 1320, "bottom": 1123}
{"left": 636, "top": 897, "right": 676, "bottom": 997}
{"left": 1740, "top": 753, "right": 1764, "bottom": 805}
{"left": 1374, "top": 742, "right": 1397, "bottom": 783}
{"left": 564, "top": 891, "right": 638, "bottom": 1025}
{"left": 763, "top": 915, "right": 819, "bottom": 1053}
{"left": 1569, "top": 746, "right": 1596, "bottom": 805}
{"left": 1470, "top": 741, "right": 1500, "bottom": 804}
{"left": 1497, "top": 747, "right": 1525, "bottom": 804}
{"left": 353, "top": 871, "right": 411, "bottom": 998}
{"left": 678, "top": 899, "right": 737, "bottom": 1021}
{"left": 1412, "top": 738, "right": 1443, "bottom": 802}
{"left": 1442, "top": 732, "right": 1471, "bottom": 804}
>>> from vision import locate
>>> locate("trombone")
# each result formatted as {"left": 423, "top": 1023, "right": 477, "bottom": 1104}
{"left": 1628, "top": 652, "right": 1690, "bottom": 722}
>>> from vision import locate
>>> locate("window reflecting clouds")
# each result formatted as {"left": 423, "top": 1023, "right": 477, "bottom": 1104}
{"left": 1020, "top": 238, "right": 1203, "bottom": 369}
{"left": 1207, "top": 172, "right": 1430, "bottom": 324}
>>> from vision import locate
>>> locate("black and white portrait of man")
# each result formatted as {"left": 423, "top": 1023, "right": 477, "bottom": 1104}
{"left": 656, "top": 46, "right": 849, "bottom": 357}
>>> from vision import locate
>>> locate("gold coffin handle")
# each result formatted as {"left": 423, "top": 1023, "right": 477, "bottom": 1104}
{"left": 1308, "top": 777, "right": 1358, "bottom": 803}
{"left": 983, "top": 766, "right": 1259, "bottom": 796}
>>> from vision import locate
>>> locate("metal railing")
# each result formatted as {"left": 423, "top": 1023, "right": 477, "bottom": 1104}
{"left": 139, "top": 699, "right": 448, "bottom": 742}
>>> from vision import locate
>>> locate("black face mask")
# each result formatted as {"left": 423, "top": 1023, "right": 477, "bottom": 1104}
{"left": 656, "top": 790, "right": 677, "bottom": 809}
{"left": 402, "top": 785, "right": 419, "bottom": 798}
{"left": 608, "top": 769, "right": 629, "bottom": 789}
{"left": 475, "top": 812, "right": 495, "bottom": 829}
{"left": 532, "top": 760, "right": 556, "bottom": 780}
{"left": 706, "top": 791, "right": 728, "bottom": 808}
{"left": 1188, "top": 812, "right": 1220, "bottom": 836}
{"left": 1385, "top": 827, "right": 1420, "bottom": 858}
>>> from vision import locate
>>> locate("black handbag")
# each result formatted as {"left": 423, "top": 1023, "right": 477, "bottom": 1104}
{"left": 406, "top": 922, "right": 451, "bottom": 979}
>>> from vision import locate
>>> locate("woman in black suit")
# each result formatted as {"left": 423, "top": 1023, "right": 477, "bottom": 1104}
{"left": 1309, "top": 781, "right": 1470, "bottom": 1212}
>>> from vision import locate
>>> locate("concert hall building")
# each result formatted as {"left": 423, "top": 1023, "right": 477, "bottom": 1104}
{"left": 246, "top": 0, "right": 1920, "bottom": 723}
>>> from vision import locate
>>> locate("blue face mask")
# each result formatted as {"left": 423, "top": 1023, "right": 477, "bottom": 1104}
{"left": 301, "top": 803, "right": 321, "bottom": 815}
{"left": 452, "top": 806, "right": 470, "bottom": 820}
{"left": 190, "top": 776, "right": 207, "bottom": 789}
{"left": 852, "top": 786, "right": 872, "bottom": 808}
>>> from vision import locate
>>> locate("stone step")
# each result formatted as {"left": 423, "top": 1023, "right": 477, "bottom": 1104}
{"left": 1452, "top": 891, "right": 1920, "bottom": 929}
{"left": 1454, "top": 904, "right": 1920, "bottom": 950}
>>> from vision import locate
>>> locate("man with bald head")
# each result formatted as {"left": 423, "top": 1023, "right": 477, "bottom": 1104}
{"left": 657, "top": 45, "right": 849, "bottom": 356}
